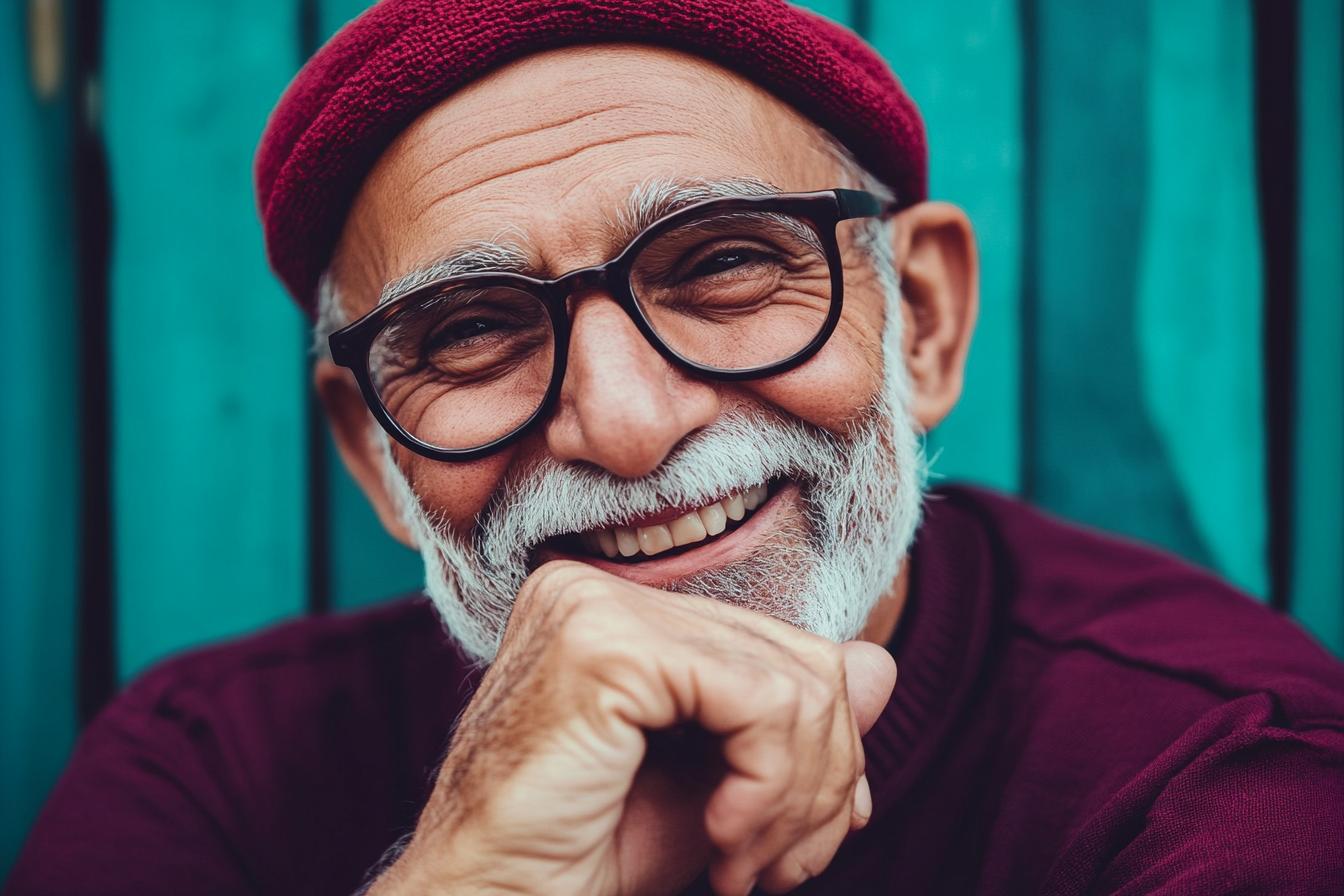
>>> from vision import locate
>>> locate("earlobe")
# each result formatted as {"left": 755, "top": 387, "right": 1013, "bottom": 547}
{"left": 890, "top": 201, "right": 979, "bottom": 431}
{"left": 313, "top": 360, "right": 418, "bottom": 548}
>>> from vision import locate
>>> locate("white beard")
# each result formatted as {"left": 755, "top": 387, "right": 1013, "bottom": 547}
{"left": 380, "top": 285, "right": 926, "bottom": 664}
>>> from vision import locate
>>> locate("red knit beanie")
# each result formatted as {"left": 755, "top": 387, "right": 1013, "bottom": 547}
{"left": 255, "top": 0, "right": 927, "bottom": 315}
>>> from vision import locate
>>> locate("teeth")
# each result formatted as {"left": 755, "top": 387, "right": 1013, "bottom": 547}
{"left": 576, "top": 484, "right": 770, "bottom": 559}
{"left": 669, "top": 511, "right": 707, "bottom": 546}
{"left": 699, "top": 502, "right": 727, "bottom": 536}
{"left": 639, "top": 524, "right": 674, "bottom": 556}
{"left": 615, "top": 526, "right": 640, "bottom": 557}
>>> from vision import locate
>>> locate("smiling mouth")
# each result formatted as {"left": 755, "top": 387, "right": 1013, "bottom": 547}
{"left": 546, "top": 481, "right": 775, "bottom": 563}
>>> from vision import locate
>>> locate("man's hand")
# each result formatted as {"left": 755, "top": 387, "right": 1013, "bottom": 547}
{"left": 368, "top": 561, "right": 897, "bottom": 896}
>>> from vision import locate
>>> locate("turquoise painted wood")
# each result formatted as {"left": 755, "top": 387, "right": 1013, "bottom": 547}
{"left": 319, "top": 0, "right": 377, "bottom": 40}
{"left": 867, "top": 0, "right": 1024, "bottom": 493}
{"left": 1026, "top": 0, "right": 1263, "bottom": 592}
{"left": 326, "top": 432, "right": 424, "bottom": 609}
{"left": 1133, "top": 0, "right": 1266, "bottom": 597}
{"left": 104, "top": 1, "right": 310, "bottom": 678}
{"left": 796, "top": 0, "right": 853, "bottom": 27}
{"left": 0, "top": 4, "right": 79, "bottom": 876}
{"left": 1293, "top": 0, "right": 1344, "bottom": 654}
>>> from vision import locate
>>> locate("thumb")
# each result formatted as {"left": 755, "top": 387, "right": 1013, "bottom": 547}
{"left": 841, "top": 641, "right": 897, "bottom": 734}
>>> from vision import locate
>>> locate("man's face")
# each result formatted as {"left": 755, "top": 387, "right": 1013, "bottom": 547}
{"left": 328, "top": 45, "right": 936, "bottom": 660}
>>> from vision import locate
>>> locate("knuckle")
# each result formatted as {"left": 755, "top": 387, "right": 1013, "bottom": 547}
{"left": 759, "top": 670, "right": 806, "bottom": 715}
{"left": 795, "top": 848, "right": 835, "bottom": 883}
{"left": 804, "top": 668, "right": 839, "bottom": 709}
{"left": 544, "top": 582, "right": 645, "bottom": 668}
{"left": 761, "top": 853, "right": 818, "bottom": 893}
{"left": 520, "top": 559, "right": 585, "bottom": 597}
{"left": 519, "top": 560, "right": 608, "bottom": 616}
{"left": 552, "top": 604, "right": 615, "bottom": 662}
{"left": 816, "top": 640, "right": 847, "bottom": 680}
{"left": 789, "top": 641, "right": 846, "bottom": 707}
{"left": 818, "top": 769, "right": 856, "bottom": 811}
{"left": 510, "top": 563, "right": 637, "bottom": 666}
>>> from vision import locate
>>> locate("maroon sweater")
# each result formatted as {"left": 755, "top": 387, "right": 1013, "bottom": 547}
{"left": 8, "top": 487, "right": 1344, "bottom": 895}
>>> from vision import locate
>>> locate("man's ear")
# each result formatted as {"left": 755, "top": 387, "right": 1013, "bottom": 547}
{"left": 890, "top": 201, "right": 979, "bottom": 431}
{"left": 314, "top": 359, "right": 418, "bottom": 548}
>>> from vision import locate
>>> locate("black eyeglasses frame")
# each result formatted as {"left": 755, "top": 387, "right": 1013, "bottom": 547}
{"left": 328, "top": 188, "right": 895, "bottom": 462}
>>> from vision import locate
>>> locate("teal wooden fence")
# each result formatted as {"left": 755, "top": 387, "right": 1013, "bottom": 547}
{"left": 2, "top": 0, "right": 1341, "bottom": 879}
{"left": 1, "top": 1, "right": 79, "bottom": 878}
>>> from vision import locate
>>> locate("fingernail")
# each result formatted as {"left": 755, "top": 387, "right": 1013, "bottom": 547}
{"left": 852, "top": 774, "right": 873, "bottom": 826}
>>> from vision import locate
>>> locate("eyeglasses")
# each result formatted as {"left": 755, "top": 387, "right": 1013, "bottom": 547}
{"left": 329, "top": 188, "right": 895, "bottom": 462}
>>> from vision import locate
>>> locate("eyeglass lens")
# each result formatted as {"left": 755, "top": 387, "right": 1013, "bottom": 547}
{"left": 366, "top": 209, "right": 834, "bottom": 452}
{"left": 629, "top": 210, "right": 832, "bottom": 370}
{"left": 369, "top": 286, "right": 556, "bottom": 451}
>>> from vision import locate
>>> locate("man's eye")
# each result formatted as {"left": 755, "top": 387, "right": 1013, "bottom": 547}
{"left": 442, "top": 319, "right": 496, "bottom": 343}
{"left": 689, "top": 250, "right": 756, "bottom": 278}
{"left": 426, "top": 317, "right": 505, "bottom": 352}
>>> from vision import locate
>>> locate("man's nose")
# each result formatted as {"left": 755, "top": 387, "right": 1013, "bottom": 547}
{"left": 544, "top": 295, "right": 720, "bottom": 478}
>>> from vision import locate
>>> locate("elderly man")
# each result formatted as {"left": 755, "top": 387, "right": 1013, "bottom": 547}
{"left": 10, "top": 1, "right": 1344, "bottom": 894}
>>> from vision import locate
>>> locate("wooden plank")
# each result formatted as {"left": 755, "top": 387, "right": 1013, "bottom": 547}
{"left": 104, "top": 0, "right": 308, "bottom": 678}
{"left": 1025, "top": 0, "right": 1224, "bottom": 570}
{"left": 868, "top": 0, "right": 1024, "bottom": 492}
{"left": 1292, "top": 0, "right": 1343, "bottom": 652}
{"left": 1133, "top": 0, "right": 1267, "bottom": 598}
{"left": 318, "top": 0, "right": 374, "bottom": 40}
{"left": 325, "top": 434, "right": 424, "bottom": 609}
{"left": 797, "top": 0, "right": 854, "bottom": 28}
{"left": 0, "top": 2, "right": 78, "bottom": 874}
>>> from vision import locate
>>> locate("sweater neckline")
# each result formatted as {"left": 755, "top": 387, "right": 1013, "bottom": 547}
{"left": 862, "top": 487, "right": 999, "bottom": 814}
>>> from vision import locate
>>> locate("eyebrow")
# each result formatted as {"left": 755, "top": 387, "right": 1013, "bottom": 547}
{"left": 379, "top": 241, "right": 535, "bottom": 306}
{"left": 613, "top": 175, "right": 782, "bottom": 239}
{"left": 378, "top": 175, "right": 785, "bottom": 305}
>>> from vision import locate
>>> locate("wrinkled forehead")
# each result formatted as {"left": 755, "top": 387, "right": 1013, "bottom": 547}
{"left": 329, "top": 45, "right": 849, "bottom": 312}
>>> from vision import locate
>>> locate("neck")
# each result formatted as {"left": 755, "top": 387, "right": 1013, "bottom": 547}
{"left": 857, "top": 559, "right": 908, "bottom": 646}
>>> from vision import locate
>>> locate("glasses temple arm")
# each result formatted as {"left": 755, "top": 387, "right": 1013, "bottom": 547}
{"left": 833, "top": 188, "right": 903, "bottom": 221}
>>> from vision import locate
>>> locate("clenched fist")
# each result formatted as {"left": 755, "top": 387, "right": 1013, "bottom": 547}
{"left": 368, "top": 561, "right": 897, "bottom": 896}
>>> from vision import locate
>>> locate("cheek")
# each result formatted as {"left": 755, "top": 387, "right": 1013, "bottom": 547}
{"left": 741, "top": 315, "right": 885, "bottom": 434}
{"left": 402, "top": 448, "right": 518, "bottom": 535}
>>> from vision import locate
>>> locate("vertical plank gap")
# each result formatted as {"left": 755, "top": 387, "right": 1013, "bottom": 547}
{"left": 73, "top": 0, "right": 115, "bottom": 723}
{"left": 851, "top": 0, "right": 871, "bottom": 40}
{"left": 1254, "top": 0, "right": 1299, "bottom": 613}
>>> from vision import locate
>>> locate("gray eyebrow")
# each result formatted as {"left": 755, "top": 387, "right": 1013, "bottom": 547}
{"left": 612, "top": 176, "right": 783, "bottom": 242}
{"left": 379, "top": 240, "right": 535, "bottom": 306}
{"left": 378, "top": 176, "right": 784, "bottom": 305}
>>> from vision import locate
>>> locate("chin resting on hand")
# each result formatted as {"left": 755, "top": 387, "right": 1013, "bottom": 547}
{"left": 365, "top": 561, "right": 897, "bottom": 896}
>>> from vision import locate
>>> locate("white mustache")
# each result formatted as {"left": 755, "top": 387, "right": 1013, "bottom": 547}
{"left": 475, "top": 403, "right": 863, "bottom": 567}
